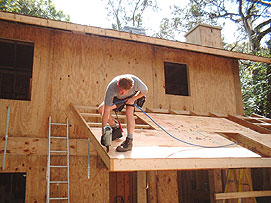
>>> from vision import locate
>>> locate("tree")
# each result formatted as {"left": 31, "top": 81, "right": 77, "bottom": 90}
{"left": 157, "top": 0, "right": 271, "bottom": 118}
{"left": 0, "top": 0, "right": 70, "bottom": 21}
{"left": 103, "top": 0, "right": 158, "bottom": 30}
{"left": 158, "top": 0, "right": 271, "bottom": 51}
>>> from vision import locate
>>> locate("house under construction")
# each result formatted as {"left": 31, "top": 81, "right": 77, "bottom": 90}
{"left": 0, "top": 11, "right": 271, "bottom": 202}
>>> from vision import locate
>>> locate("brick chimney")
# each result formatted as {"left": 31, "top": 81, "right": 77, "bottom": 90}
{"left": 184, "top": 24, "right": 223, "bottom": 48}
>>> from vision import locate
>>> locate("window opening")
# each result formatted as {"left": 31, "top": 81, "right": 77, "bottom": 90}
{"left": 164, "top": 62, "right": 189, "bottom": 96}
{"left": 0, "top": 173, "right": 26, "bottom": 202}
{"left": 0, "top": 38, "right": 34, "bottom": 100}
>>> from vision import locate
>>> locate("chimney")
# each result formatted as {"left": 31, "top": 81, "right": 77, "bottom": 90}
{"left": 185, "top": 24, "right": 223, "bottom": 48}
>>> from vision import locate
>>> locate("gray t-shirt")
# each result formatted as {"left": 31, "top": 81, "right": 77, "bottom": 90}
{"left": 104, "top": 74, "right": 148, "bottom": 106}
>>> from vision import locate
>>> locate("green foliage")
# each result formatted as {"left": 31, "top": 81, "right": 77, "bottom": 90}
{"left": 240, "top": 49, "right": 271, "bottom": 118}
{"left": 0, "top": 0, "right": 70, "bottom": 21}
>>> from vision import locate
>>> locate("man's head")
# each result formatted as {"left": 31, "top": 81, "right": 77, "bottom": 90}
{"left": 117, "top": 76, "right": 134, "bottom": 95}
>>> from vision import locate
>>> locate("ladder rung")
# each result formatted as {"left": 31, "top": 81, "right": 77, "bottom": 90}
{"left": 50, "top": 136, "right": 67, "bottom": 139}
{"left": 50, "top": 197, "right": 68, "bottom": 200}
{"left": 50, "top": 150, "right": 67, "bottom": 153}
{"left": 51, "top": 122, "right": 67, "bottom": 126}
{"left": 50, "top": 181, "right": 68, "bottom": 184}
{"left": 50, "top": 165, "right": 68, "bottom": 168}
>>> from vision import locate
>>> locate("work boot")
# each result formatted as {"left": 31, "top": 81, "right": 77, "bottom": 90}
{"left": 116, "top": 137, "right": 133, "bottom": 152}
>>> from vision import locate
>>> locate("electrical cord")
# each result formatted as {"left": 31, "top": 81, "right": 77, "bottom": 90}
{"left": 112, "top": 100, "right": 237, "bottom": 148}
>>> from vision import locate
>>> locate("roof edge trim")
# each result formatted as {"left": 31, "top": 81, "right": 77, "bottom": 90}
{"left": 0, "top": 11, "right": 270, "bottom": 64}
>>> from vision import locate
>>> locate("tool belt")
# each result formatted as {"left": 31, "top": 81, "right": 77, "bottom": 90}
{"left": 113, "top": 95, "right": 146, "bottom": 112}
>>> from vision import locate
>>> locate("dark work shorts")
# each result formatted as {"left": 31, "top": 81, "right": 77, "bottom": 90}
{"left": 113, "top": 95, "right": 146, "bottom": 112}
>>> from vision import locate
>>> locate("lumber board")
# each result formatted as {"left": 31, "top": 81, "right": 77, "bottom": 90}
{"left": 209, "top": 112, "right": 228, "bottom": 118}
{"left": 217, "top": 132, "right": 271, "bottom": 157}
{"left": 169, "top": 109, "right": 191, "bottom": 115}
{"left": 228, "top": 114, "right": 271, "bottom": 134}
{"left": 110, "top": 157, "right": 271, "bottom": 171}
{"left": 257, "top": 123, "right": 271, "bottom": 129}
{"left": 70, "top": 103, "right": 111, "bottom": 169}
{"left": 137, "top": 171, "right": 147, "bottom": 203}
{"left": 208, "top": 170, "right": 223, "bottom": 203}
{"left": 0, "top": 12, "right": 270, "bottom": 63}
{"left": 215, "top": 190, "right": 271, "bottom": 200}
{"left": 190, "top": 111, "right": 210, "bottom": 117}
{"left": 134, "top": 112, "right": 157, "bottom": 130}
{"left": 243, "top": 117, "right": 264, "bottom": 123}
{"left": 146, "top": 107, "right": 169, "bottom": 114}
{"left": 251, "top": 113, "right": 266, "bottom": 118}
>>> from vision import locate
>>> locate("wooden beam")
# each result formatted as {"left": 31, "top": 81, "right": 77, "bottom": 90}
{"left": 111, "top": 157, "right": 271, "bottom": 171}
{"left": 215, "top": 190, "right": 271, "bottom": 200}
{"left": 208, "top": 170, "right": 223, "bottom": 203}
{"left": 258, "top": 123, "right": 271, "bottom": 129}
{"left": 228, "top": 114, "right": 271, "bottom": 134}
{"left": 134, "top": 112, "right": 157, "bottom": 130}
{"left": 208, "top": 112, "right": 228, "bottom": 118}
{"left": 0, "top": 12, "right": 270, "bottom": 63}
{"left": 137, "top": 171, "right": 147, "bottom": 203}
{"left": 70, "top": 103, "right": 111, "bottom": 169}
{"left": 251, "top": 113, "right": 266, "bottom": 118}
{"left": 146, "top": 108, "right": 169, "bottom": 114}
{"left": 169, "top": 109, "right": 191, "bottom": 115}
{"left": 217, "top": 132, "right": 271, "bottom": 157}
{"left": 190, "top": 111, "right": 210, "bottom": 117}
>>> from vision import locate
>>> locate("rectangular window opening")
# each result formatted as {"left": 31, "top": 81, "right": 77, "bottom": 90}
{"left": 0, "top": 38, "right": 34, "bottom": 101}
{"left": 0, "top": 173, "right": 26, "bottom": 202}
{"left": 164, "top": 62, "right": 189, "bottom": 96}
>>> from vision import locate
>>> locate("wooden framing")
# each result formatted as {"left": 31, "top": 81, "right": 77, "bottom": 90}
{"left": 0, "top": 11, "right": 270, "bottom": 64}
{"left": 71, "top": 104, "right": 271, "bottom": 171}
{"left": 215, "top": 190, "right": 271, "bottom": 200}
{"left": 1, "top": 12, "right": 271, "bottom": 202}
{"left": 228, "top": 114, "right": 271, "bottom": 134}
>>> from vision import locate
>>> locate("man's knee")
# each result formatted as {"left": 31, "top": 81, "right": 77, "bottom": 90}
{"left": 125, "top": 106, "right": 134, "bottom": 117}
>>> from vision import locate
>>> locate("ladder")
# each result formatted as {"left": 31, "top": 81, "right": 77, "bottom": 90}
{"left": 46, "top": 116, "right": 70, "bottom": 202}
{"left": 223, "top": 168, "right": 256, "bottom": 203}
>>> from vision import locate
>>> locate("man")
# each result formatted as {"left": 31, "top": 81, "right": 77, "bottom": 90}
{"left": 98, "top": 74, "right": 148, "bottom": 152}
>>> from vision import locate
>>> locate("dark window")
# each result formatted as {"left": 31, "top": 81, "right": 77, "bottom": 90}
{"left": 164, "top": 62, "right": 189, "bottom": 96}
{"left": 0, "top": 173, "right": 26, "bottom": 202}
{"left": 0, "top": 39, "right": 34, "bottom": 100}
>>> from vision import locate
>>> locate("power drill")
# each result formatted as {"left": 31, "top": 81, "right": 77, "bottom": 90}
{"left": 101, "top": 126, "right": 112, "bottom": 152}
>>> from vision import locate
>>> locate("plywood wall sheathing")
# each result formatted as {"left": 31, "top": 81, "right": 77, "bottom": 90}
{"left": 1, "top": 11, "right": 270, "bottom": 63}
{"left": 0, "top": 155, "right": 109, "bottom": 202}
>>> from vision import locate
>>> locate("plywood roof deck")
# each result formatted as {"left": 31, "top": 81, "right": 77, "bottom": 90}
{"left": 71, "top": 104, "right": 271, "bottom": 171}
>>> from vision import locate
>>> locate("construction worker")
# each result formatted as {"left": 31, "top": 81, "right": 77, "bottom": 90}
{"left": 98, "top": 74, "right": 148, "bottom": 152}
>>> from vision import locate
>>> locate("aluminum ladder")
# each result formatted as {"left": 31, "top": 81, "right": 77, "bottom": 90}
{"left": 46, "top": 116, "right": 70, "bottom": 202}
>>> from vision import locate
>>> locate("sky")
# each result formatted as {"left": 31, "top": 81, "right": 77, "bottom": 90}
{"left": 52, "top": 0, "right": 237, "bottom": 43}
